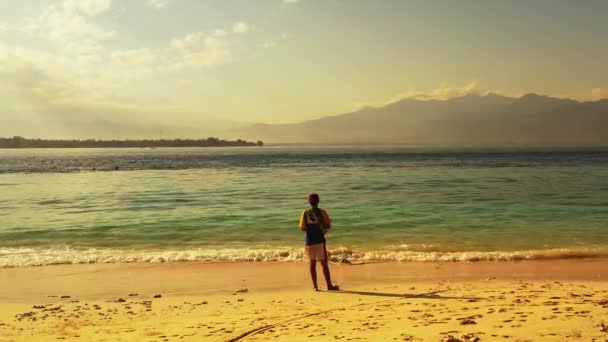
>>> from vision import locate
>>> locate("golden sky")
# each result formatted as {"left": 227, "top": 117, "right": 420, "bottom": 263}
{"left": 0, "top": 0, "right": 607, "bottom": 138}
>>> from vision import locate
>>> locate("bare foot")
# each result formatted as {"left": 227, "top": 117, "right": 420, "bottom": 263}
{"left": 327, "top": 285, "right": 340, "bottom": 291}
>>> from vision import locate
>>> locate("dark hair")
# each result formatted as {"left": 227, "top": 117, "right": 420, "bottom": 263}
{"left": 308, "top": 193, "right": 320, "bottom": 206}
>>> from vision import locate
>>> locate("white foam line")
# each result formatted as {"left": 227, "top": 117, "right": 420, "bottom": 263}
{"left": 1, "top": 246, "right": 608, "bottom": 268}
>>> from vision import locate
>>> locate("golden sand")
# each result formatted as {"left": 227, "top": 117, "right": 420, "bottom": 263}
{"left": 1, "top": 260, "right": 608, "bottom": 341}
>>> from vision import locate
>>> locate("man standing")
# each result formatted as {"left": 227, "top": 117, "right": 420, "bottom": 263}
{"left": 299, "top": 193, "right": 339, "bottom": 291}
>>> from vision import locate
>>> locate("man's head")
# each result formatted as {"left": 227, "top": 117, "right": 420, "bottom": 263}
{"left": 308, "top": 193, "right": 320, "bottom": 207}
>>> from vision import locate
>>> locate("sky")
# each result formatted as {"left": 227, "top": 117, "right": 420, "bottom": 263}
{"left": 0, "top": 0, "right": 607, "bottom": 139}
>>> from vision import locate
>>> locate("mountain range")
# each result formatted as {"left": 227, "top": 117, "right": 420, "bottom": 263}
{"left": 234, "top": 94, "right": 608, "bottom": 146}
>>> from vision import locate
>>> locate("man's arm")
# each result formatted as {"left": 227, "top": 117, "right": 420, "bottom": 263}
{"left": 298, "top": 211, "right": 307, "bottom": 231}
{"left": 321, "top": 210, "right": 331, "bottom": 229}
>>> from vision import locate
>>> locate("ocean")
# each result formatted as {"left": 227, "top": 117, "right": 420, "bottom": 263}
{"left": 1, "top": 146, "right": 608, "bottom": 267}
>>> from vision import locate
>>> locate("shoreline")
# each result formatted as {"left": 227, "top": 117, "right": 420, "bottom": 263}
{"left": 4, "top": 246, "right": 608, "bottom": 268}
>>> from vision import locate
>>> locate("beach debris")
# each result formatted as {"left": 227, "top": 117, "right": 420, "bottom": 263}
{"left": 153, "top": 294, "right": 162, "bottom": 298}
{"left": 486, "top": 276, "right": 496, "bottom": 281}
{"left": 600, "top": 323, "right": 608, "bottom": 333}
{"left": 399, "top": 333, "right": 414, "bottom": 341}
{"left": 32, "top": 305, "right": 45, "bottom": 309}
{"left": 237, "top": 298, "right": 244, "bottom": 302}
{"left": 43, "top": 306, "right": 62, "bottom": 312}
{"left": 442, "top": 334, "right": 480, "bottom": 342}
{"left": 598, "top": 299, "right": 608, "bottom": 306}
{"left": 461, "top": 334, "right": 481, "bottom": 342}
{"left": 235, "top": 288, "right": 249, "bottom": 294}
{"left": 459, "top": 319, "right": 477, "bottom": 325}
{"left": 128, "top": 293, "right": 139, "bottom": 297}
{"left": 115, "top": 298, "right": 126, "bottom": 303}
{"left": 15, "top": 312, "right": 36, "bottom": 320}
{"left": 60, "top": 295, "right": 71, "bottom": 299}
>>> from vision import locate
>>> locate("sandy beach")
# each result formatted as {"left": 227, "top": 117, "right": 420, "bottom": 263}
{"left": 1, "top": 260, "right": 608, "bottom": 341}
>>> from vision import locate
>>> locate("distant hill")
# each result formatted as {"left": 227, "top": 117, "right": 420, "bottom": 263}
{"left": 235, "top": 94, "right": 608, "bottom": 146}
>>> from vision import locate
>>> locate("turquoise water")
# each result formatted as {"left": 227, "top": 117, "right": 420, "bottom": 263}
{"left": 1, "top": 147, "right": 608, "bottom": 266}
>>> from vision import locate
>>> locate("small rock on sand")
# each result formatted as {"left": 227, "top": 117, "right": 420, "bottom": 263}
{"left": 442, "top": 334, "right": 480, "bottom": 342}
{"left": 154, "top": 294, "right": 162, "bottom": 298}
{"left": 461, "top": 333, "right": 480, "bottom": 342}
{"left": 460, "top": 319, "right": 477, "bottom": 325}
{"left": 115, "top": 298, "right": 126, "bottom": 303}
{"left": 235, "top": 288, "right": 248, "bottom": 293}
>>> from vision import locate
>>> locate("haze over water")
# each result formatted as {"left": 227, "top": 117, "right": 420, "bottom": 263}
{"left": 1, "top": 146, "right": 608, "bottom": 267}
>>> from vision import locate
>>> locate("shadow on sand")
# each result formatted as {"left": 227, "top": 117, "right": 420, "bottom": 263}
{"left": 321, "top": 289, "right": 482, "bottom": 301}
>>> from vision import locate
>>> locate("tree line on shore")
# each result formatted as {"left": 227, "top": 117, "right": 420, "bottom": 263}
{"left": 0, "top": 136, "right": 264, "bottom": 148}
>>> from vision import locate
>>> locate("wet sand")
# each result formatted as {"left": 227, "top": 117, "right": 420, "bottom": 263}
{"left": 1, "top": 260, "right": 608, "bottom": 341}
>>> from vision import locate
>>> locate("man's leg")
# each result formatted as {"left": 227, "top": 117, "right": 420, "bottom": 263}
{"left": 321, "top": 259, "right": 339, "bottom": 290}
{"left": 309, "top": 259, "right": 318, "bottom": 290}
{"left": 321, "top": 243, "right": 339, "bottom": 290}
{"left": 321, "top": 259, "right": 332, "bottom": 285}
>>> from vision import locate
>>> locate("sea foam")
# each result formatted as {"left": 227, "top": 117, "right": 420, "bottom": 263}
{"left": 2, "top": 246, "right": 608, "bottom": 268}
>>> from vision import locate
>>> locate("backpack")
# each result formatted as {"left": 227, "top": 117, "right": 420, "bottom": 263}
{"left": 312, "top": 207, "right": 330, "bottom": 235}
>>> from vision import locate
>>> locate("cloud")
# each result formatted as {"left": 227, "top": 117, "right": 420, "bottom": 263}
{"left": 386, "top": 81, "right": 491, "bottom": 104}
{"left": 352, "top": 81, "right": 506, "bottom": 110}
{"left": 19, "top": 0, "right": 115, "bottom": 59}
{"left": 1, "top": 0, "right": 239, "bottom": 89}
{"left": 62, "top": 0, "right": 112, "bottom": 16}
{"left": 167, "top": 30, "right": 232, "bottom": 69}
{"left": 0, "top": 0, "right": 243, "bottom": 139}
{"left": 591, "top": 88, "right": 608, "bottom": 101}
{"left": 232, "top": 21, "right": 250, "bottom": 34}
{"left": 260, "top": 41, "right": 276, "bottom": 49}
{"left": 146, "top": 0, "right": 168, "bottom": 10}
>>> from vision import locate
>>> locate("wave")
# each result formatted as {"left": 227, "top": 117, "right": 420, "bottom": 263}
{"left": 2, "top": 246, "right": 608, "bottom": 268}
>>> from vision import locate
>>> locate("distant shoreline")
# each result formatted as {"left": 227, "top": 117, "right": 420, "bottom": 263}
{"left": 0, "top": 136, "right": 264, "bottom": 149}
